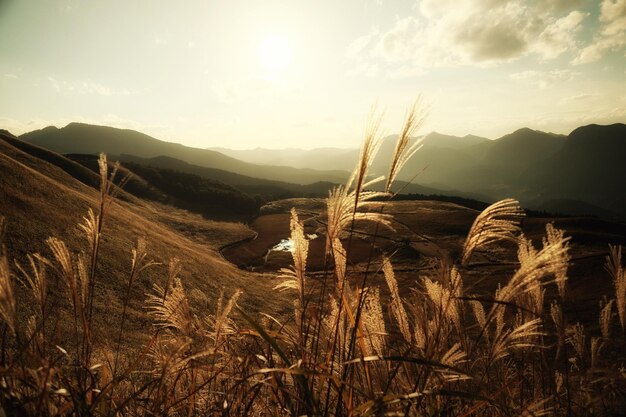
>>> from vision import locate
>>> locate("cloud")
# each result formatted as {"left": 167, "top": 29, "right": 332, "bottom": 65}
{"left": 3, "top": 74, "right": 18, "bottom": 79}
{"left": 536, "top": 11, "right": 587, "bottom": 59}
{"left": 535, "top": 0, "right": 589, "bottom": 13}
{"left": 573, "top": 0, "right": 626, "bottom": 64}
{"left": 347, "top": 0, "right": 590, "bottom": 75}
{"left": 564, "top": 93, "right": 597, "bottom": 101}
{"left": 600, "top": 0, "right": 626, "bottom": 36}
{"left": 47, "top": 77, "right": 139, "bottom": 96}
{"left": 510, "top": 69, "right": 579, "bottom": 88}
{"left": 346, "top": 30, "right": 379, "bottom": 59}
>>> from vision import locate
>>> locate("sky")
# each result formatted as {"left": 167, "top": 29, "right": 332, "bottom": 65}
{"left": 0, "top": 0, "right": 625, "bottom": 149}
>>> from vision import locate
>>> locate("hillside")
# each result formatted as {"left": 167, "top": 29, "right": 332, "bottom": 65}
{"left": 20, "top": 123, "right": 350, "bottom": 185}
{"left": 115, "top": 154, "right": 336, "bottom": 197}
{"left": 473, "top": 128, "right": 565, "bottom": 167}
{"left": 523, "top": 123, "right": 626, "bottom": 216}
{"left": 68, "top": 154, "right": 260, "bottom": 219}
{"left": 0, "top": 131, "right": 287, "bottom": 345}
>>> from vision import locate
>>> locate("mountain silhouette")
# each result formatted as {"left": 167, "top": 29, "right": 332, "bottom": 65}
{"left": 20, "top": 123, "right": 350, "bottom": 185}
{"left": 14, "top": 121, "right": 626, "bottom": 220}
{"left": 523, "top": 123, "right": 626, "bottom": 217}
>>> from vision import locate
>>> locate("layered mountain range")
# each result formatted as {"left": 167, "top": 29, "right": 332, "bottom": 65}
{"left": 12, "top": 121, "right": 626, "bottom": 220}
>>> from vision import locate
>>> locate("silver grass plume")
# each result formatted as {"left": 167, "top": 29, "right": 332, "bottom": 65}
{"left": 495, "top": 224, "right": 570, "bottom": 305}
{"left": 606, "top": 245, "right": 626, "bottom": 332}
{"left": 47, "top": 237, "right": 86, "bottom": 317}
{"left": 385, "top": 98, "right": 425, "bottom": 193}
{"left": 491, "top": 317, "right": 544, "bottom": 361}
{"left": 347, "top": 106, "right": 384, "bottom": 206}
{"left": 274, "top": 208, "right": 309, "bottom": 313}
{"left": 544, "top": 223, "right": 570, "bottom": 299}
{"left": 361, "top": 287, "right": 387, "bottom": 356}
{"left": 207, "top": 289, "right": 242, "bottom": 346}
{"left": 470, "top": 300, "right": 487, "bottom": 340}
{"left": 591, "top": 336, "right": 602, "bottom": 368}
{"left": 15, "top": 253, "right": 47, "bottom": 316}
{"left": 462, "top": 198, "right": 525, "bottom": 266}
{"left": 567, "top": 322, "right": 586, "bottom": 361}
{"left": 0, "top": 251, "right": 16, "bottom": 334}
{"left": 551, "top": 300, "right": 564, "bottom": 359}
{"left": 424, "top": 277, "right": 461, "bottom": 336}
{"left": 382, "top": 256, "right": 411, "bottom": 343}
{"left": 146, "top": 277, "right": 199, "bottom": 339}
{"left": 324, "top": 185, "right": 392, "bottom": 256}
{"left": 599, "top": 298, "right": 614, "bottom": 340}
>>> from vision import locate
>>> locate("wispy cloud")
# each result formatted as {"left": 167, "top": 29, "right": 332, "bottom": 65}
{"left": 563, "top": 93, "right": 597, "bottom": 102}
{"left": 47, "top": 77, "right": 140, "bottom": 96}
{"left": 509, "top": 69, "right": 579, "bottom": 88}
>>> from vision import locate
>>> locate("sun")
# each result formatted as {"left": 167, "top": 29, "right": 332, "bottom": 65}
{"left": 257, "top": 34, "right": 293, "bottom": 73}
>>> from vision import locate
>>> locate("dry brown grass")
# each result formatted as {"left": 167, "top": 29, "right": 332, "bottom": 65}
{"left": 0, "top": 106, "right": 625, "bottom": 415}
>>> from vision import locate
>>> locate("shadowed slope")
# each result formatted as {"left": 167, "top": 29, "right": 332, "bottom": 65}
{"left": 0, "top": 134, "right": 287, "bottom": 345}
{"left": 523, "top": 123, "right": 626, "bottom": 218}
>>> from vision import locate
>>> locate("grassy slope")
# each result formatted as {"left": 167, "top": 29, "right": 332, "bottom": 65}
{"left": 0, "top": 136, "right": 288, "bottom": 346}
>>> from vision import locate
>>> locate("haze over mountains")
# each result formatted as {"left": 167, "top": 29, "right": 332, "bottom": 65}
{"left": 10, "top": 121, "right": 626, "bottom": 220}
{"left": 21, "top": 123, "right": 348, "bottom": 185}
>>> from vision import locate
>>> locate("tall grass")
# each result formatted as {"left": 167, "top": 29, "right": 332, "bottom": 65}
{"left": 0, "top": 109, "right": 625, "bottom": 415}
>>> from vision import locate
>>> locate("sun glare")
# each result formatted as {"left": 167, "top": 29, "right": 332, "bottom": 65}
{"left": 258, "top": 34, "right": 292, "bottom": 73}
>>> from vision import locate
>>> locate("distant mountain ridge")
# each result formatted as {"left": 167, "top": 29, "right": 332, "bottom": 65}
{"left": 13, "top": 121, "right": 626, "bottom": 220}
{"left": 20, "top": 123, "right": 350, "bottom": 185}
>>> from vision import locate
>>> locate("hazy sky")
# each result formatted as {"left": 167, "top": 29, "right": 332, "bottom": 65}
{"left": 1, "top": 0, "right": 625, "bottom": 149}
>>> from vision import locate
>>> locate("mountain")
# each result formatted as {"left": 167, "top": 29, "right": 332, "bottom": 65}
{"left": 115, "top": 154, "right": 338, "bottom": 197}
{"left": 20, "top": 123, "right": 350, "bottom": 185}
{"left": 433, "top": 128, "right": 566, "bottom": 194}
{"left": 368, "top": 136, "right": 482, "bottom": 186}
{"left": 207, "top": 124, "right": 626, "bottom": 219}
{"left": 418, "top": 132, "right": 489, "bottom": 150}
{"left": 467, "top": 127, "right": 565, "bottom": 168}
{"left": 522, "top": 123, "right": 626, "bottom": 217}
{"left": 210, "top": 132, "right": 489, "bottom": 174}
{"left": 15, "top": 121, "right": 626, "bottom": 220}
{"left": 0, "top": 131, "right": 287, "bottom": 344}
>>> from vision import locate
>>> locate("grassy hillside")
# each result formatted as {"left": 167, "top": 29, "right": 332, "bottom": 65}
{"left": 68, "top": 154, "right": 260, "bottom": 219}
{"left": 115, "top": 153, "right": 334, "bottom": 197}
{"left": 0, "top": 134, "right": 287, "bottom": 347}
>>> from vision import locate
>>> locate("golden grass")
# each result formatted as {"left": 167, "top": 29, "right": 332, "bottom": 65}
{"left": 0, "top": 106, "right": 625, "bottom": 415}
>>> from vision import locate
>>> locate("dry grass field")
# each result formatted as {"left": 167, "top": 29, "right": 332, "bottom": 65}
{"left": 1, "top": 108, "right": 626, "bottom": 416}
